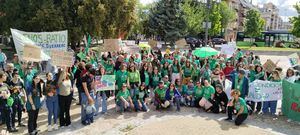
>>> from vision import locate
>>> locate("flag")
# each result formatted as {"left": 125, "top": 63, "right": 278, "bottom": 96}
{"left": 85, "top": 34, "right": 92, "bottom": 54}
{"left": 282, "top": 80, "right": 300, "bottom": 122}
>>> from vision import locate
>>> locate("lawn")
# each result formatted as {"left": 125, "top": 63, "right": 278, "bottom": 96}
{"left": 238, "top": 46, "right": 300, "bottom": 52}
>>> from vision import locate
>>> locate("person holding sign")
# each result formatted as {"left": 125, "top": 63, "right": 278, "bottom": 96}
{"left": 262, "top": 70, "right": 281, "bottom": 116}
{"left": 231, "top": 70, "right": 249, "bottom": 99}
{"left": 225, "top": 90, "right": 249, "bottom": 126}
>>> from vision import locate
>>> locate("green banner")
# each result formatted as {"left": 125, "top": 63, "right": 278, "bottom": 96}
{"left": 282, "top": 80, "right": 300, "bottom": 122}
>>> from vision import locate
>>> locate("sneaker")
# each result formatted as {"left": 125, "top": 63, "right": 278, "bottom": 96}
{"left": 53, "top": 124, "right": 59, "bottom": 130}
{"left": 48, "top": 125, "right": 52, "bottom": 132}
{"left": 18, "top": 123, "right": 26, "bottom": 127}
{"left": 60, "top": 126, "right": 65, "bottom": 129}
{"left": 224, "top": 118, "right": 233, "bottom": 121}
{"left": 8, "top": 128, "right": 18, "bottom": 133}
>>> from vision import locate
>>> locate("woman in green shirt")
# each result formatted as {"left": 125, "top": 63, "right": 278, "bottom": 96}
{"left": 150, "top": 67, "right": 161, "bottom": 89}
{"left": 116, "top": 64, "right": 128, "bottom": 92}
{"left": 182, "top": 60, "right": 193, "bottom": 85}
{"left": 226, "top": 90, "right": 248, "bottom": 126}
{"left": 127, "top": 64, "right": 141, "bottom": 91}
{"left": 194, "top": 81, "right": 203, "bottom": 108}
{"left": 140, "top": 63, "right": 150, "bottom": 88}
{"left": 116, "top": 83, "right": 134, "bottom": 113}
{"left": 170, "top": 59, "right": 181, "bottom": 84}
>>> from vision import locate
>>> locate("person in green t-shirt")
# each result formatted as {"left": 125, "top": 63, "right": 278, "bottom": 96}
{"left": 133, "top": 83, "right": 149, "bottom": 112}
{"left": 154, "top": 81, "right": 169, "bottom": 110}
{"left": 199, "top": 80, "right": 215, "bottom": 111}
{"left": 163, "top": 75, "right": 170, "bottom": 88}
{"left": 127, "top": 64, "right": 141, "bottom": 90}
{"left": 170, "top": 59, "right": 181, "bottom": 84}
{"left": 104, "top": 59, "right": 115, "bottom": 75}
{"left": 194, "top": 81, "right": 203, "bottom": 108}
{"left": 150, "top": 67, "right": 161, "bottom": 89}
{"left": 182, "top": 60, "right": 193, "bottom": 85}
{"left": 116, "top": 83, "right": 134, "bottom": 113}
{"left": 116, "top": 64, "right": 128, "bottom": 91}
{"left": 226, "top": 90, "right": 248, "bottom": 126}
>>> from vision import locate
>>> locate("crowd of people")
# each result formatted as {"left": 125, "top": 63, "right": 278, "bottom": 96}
{"left": 0, "top": 47, "right": 299, "bottom": 135}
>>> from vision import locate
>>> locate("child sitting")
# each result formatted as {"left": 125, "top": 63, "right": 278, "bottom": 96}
{"left": 83, "top": 99, "right": 96, "bottom": 124}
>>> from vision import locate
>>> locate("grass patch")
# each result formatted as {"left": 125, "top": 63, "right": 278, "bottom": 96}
{"left": 120, "top": 124, "right": 136, "bottom": 132}
{"left": 238, "top": 46, "right": 300, "bottom": 52}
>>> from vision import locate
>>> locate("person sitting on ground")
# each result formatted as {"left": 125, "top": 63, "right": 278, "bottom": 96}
{"left": 184, "top": 80, "right": 195, "bottom": 107}
{"left": 154, "top": 81, "right": 170, "bottom": 110}
{"left": 199, "top": 80, "right": 215, "bottom": 112}
{"left": 133, "top": 83, "right": 149, "bottom": 112}
{"left": 116, "top": 83, "right": 134, "bottom": 113}
{"left": 194, "top": 81, "right": 203, "bottom": 108}
{"left": 83, "top": 100, "right": 96, "bottom": 124}
{"left": 212, "top": 85, "right": 228, "bottom": 113}
{"left": 226, "top": 90, "right": 249, "bottom": 126}
{"left": 165, "top": 83, "right": 182, "bottom": 111}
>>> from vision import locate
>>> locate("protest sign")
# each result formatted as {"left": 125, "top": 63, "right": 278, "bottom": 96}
{"left": 50, "top": 50, "right": 74, "bottom": 67}
{"left": 148, "top": 40, "right": 157, "bottom": 48}
{"left": 282, "top": 80, "right": 300, "bottom": 122}
{"left": 95, "top": 75, "right": 116, "bottom": 91}
{"left": 225, "top": 79, "right": 232, "bottom": 99}
{"left": 247, "top": 80, "right": 282, "bottom": 102}
{"left": 288, "top": 53, "right": 300, "bottom": 66}
{"left": 175, "top": 39, "right": 187, "bottom": 49}
{"left": 23, "top": 44, "right": 41, "bottom": 62}
{"left": 123, "top": 40, "right": 136, "bottom": 46}
{"left": 221, "top": 44, "right": 236, "bottom": 56}
{"left": 263, "top": 60, "right": 276, "bottom": 73}
{"left": 103, "top": 39, "right": 120, "bottom": 52}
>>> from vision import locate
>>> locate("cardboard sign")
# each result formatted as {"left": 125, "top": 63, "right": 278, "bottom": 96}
{"left": 288, "top": 53, "right": 300, "bottom": 66}
{"left": 263, "top": 59, "right": 276, "bottom": 73}
{"left": 148, "top": 40, "right": 157, "bottom": 48}
{"left": 51, "top": 50, "right": 74, "bottom": 67}
{"left": 103, "top": 39, "right": 120, "bottom": 52}
{"left": 95, "top": 75, "right": 116, "bottom": 91}
{"left": 175, "top": 39, "right": 187, "bottom": 49}
{"left": 23, "top": 44, "right": 41, "bottom": 62}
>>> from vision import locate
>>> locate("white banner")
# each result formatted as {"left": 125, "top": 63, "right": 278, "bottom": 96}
{"left": 246, "top": 80, "right": 282, "bottom": 102}
{"left": 221, "top": 44, "right": 236, "bottom": 56}
{"left": 11, "top": 28, "right": 68, "bottom": 61}
{"left": 225, "top": 79, "right": 232, "bottom": 100}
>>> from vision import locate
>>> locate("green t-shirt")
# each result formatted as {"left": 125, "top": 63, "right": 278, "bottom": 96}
{"left": 144, "top": 71, "right": 150, "bottom": 86}
{"left": 202, "top": 85, "right": 215, "bottom": 100}
{"left": 151, "top": 73, "right": 161, "bottom": 87}
{"left": 154, "top": 87, "right": 166, "bottom": 100}
{"left": 194, "top": 86, "right": 203, "bottom": 99}
{"left": 117, "top": 89, "right": 130, "bottom": 102}
{"left": 105, "top": 64, "right": 114, "bottom": 75}
{"left": 183, "top": 66, "right": 193, "bottom": 77}
{"left": 171, "top": 65, "right": 180, "bottom": 73}
{"left": 14, "top": 63, "right": 24, "bottom": 79}
{"left": 128, "top": 71, "right": 140, "bottom": 83}
{"left": 235, "top": 97, "right": 248, "bottom": 114}
{"left": 116, "top": 70, "right": 128, "bottom": 89}
{"left": 249, "top": 70, "right": 256, "bottom": 82}
{"left": 209, "top": 59, "right": 217, "bottom": 70}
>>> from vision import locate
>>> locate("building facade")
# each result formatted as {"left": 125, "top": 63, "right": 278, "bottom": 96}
{"left": 259, "top": 2, "right": 284, "bottom": 31}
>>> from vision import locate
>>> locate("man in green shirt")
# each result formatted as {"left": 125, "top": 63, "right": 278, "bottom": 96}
{"left": 116, "top": 83, "right": 134, "bottom": 113}
{"left": 154, "top": 81, "right": 169, "bottom": 110}
{"left": 115, "top": 64, "right": 128, "bottom": 91}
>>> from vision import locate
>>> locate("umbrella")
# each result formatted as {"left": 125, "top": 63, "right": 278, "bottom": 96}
{"left": 192, "top": 47, "right": 219, "bottom": 58}
{"left": 139, "top": 43, "right": 151, "bottom": 48}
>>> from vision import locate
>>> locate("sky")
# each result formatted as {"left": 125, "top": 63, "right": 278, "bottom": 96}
{"left": 139, "top": 0, "right": 299, "bottom": 21}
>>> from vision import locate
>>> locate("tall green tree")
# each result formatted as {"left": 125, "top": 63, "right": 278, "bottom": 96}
{"left": 182, "top": 0, "right": 204, "bottom": 36}
{"left": 101, "top": 0, "right": 137, "bottom": 39}
{"left": 244, "top": 9, "right": 265, "bottom": 44}
{"left": 219, "top": 1, "right": 236, "bottom": 36}
{"left": 209, "top": 3, "right": 222, "bottom": 36}
{"left": 291, "top": 3, "right": 300, "bottom": 37}
{"left": 148, "top": 0, "right": 186, "bottom": 44}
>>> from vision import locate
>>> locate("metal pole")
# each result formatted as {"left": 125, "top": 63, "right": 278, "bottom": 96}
{"left": 205, "top": 0, "right": 210, "bottom": 46}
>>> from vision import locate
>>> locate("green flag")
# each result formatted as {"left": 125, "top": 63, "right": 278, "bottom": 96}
{"left": 85, "top": 34, "right": 92, "bottom": 54}
{"left": 282, "top": 80, "right": 300, "bottom": 122}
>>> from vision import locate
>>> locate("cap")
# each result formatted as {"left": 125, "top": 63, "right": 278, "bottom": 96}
{"left": 122, "top": 83, "right": 127, "bottom": 87}
{"left": 159, "top": 80, "right": 164, "bottom": 84}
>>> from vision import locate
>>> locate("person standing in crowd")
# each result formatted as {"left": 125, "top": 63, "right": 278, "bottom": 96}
{"left": 114, "top": 55, "right": 124, "bottom": 71}
{"left": 116, "top": 64, "right": 128, "bottom": 94}
{"left": 58, "top": 69, "right": 73, "bottom": 128}
{"left": 9, "top": 73, "right": 26, "bottom": 127}
{"left": 140, "top": 63, "right": 150, "bottom": 89}
{"left": 81, "top": 68, "right": 96, "bottom": 126}
{"left": 226, "top": 90, "right": 249, "bottom": 126}
{"left": 74, "top": 62, "right": 86, "bottom": 105}
{"left": 165, "top": 83, "right": 181, "bottom": 111}
{"left": 0, "top": 71, "right": 18, "bottom": 132}
{"left": 285, "top": 68, "right": 298, "bottom": 83}
{"left": 5, "top": 63, "right": 14, "bottom": 84}
{"left": 201, "top": 64, "right": 212, "bottom": 85}
{"left": 12, "top": 54, "right": 25, "bottom": 79}
{"left": 249, "top": 65, "right": 265, "bottom": 113}
{"left": 26, "top": 75, "right": 44, "bottom": 135}
{"left": 116, "top": 83, "right": 134, "bottom": 113}
{"left": 182, "top": 60, "right": 193, "bottom": 85}
{"left": 0, "top": 49, "right": 7, "bottom": 70}
{"left": 262, "top": 70, "right": 281, "bottom": 117}
{"left": 231, "top": 70, "right": 249, "bottom": 99}
{"left": 96, "top": 66, "right": 109, "bottom": 114}
{"left": 44, "top": 72, "right": 59, "bottom": 131}
{"left": 161, "top": 62, "right": 170, "bottom": 78}
{"left": 127, "top": 64, "right": 140, "bottom": 93}
{"left": 170, "top": 59, "right": 181, "bottom": 84}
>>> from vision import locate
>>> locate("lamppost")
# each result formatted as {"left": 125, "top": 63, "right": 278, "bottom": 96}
{"left": 198, "top": 0, "right": 220, "bottom": 46}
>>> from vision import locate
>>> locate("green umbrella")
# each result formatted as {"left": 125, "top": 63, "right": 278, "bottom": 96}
{"left": 192, "top": 47, "right": 219, "bottom": 58}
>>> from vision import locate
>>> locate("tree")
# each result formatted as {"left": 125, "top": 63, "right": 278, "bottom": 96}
{"left": 182, "top": 0, "right": 204, "bottom": 36}
{"left": 244, "top": 9, "right": 265, "bottom": 44}
{"left": 101, "top": 0, "right": 137, "bottom": 39}
{"left": 291, "top": 3, "right": 300, "bottom": 37}
{"left": 219, "top": 1, "right": 236, "bottom": 37}
{"left": 209, "top": 3, "right": 222, "bottom": 37}
{"left": 148, "top": 0, "right": 186, "bottom": 44}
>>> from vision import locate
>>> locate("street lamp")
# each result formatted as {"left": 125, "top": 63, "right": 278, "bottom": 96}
{"left": 198, "top": 0, "right": 220, "bottom": 47}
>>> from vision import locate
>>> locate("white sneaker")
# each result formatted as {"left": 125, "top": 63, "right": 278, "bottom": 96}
{"left": 48, "top": 125, "right": 52, "bottom": 132}
{"left": 53, "top": 124, "right": 59, "bottom": 130}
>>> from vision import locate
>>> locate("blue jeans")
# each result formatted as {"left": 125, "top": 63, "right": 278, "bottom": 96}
{"left": 117, "top": 100, "right": 130, "bottom": 112}
{"left": 262, "top": 100, "right": 277, "bottom": 115}
{"left": 185, "top": 96, "right": 195, "bottom": 107}
{"left": 133, "top": 100, "right": 148, "bottom": 111}
{"left": 172, "top": 97, "right": 181, "bottom": 111}
{"left": 46, "top": 96, "right": 59, "bottom": 125}
{"left": 95, "top": 92, "right": 107, "bottom": 114}
{"left": 81, "top": 92, "right": 95, "bottom": 122}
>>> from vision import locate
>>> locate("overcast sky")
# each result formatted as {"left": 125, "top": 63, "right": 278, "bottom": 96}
{"left": 139, "top": 0, "right": 299, "bottom": 21}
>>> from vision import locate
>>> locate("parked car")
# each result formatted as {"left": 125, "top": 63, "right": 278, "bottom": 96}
{"left": 212, "top": 38, "right": 227, "bottom": 45}
{"left": 185, "top": 37, "right": 202, "bottom": 50}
